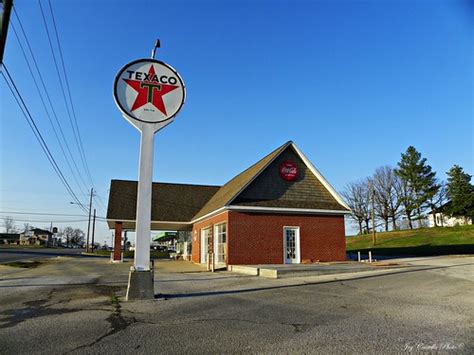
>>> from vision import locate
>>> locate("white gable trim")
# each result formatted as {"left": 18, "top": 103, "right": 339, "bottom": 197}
{"left": 226, "top": 141, "right": 351, "bottom": 211}
{"left": 107, "top": 218, "right": 191, "bottom": 225}
{"left": 190, "top": 207, "right": 228, "bottom": 224}
{"left": 290, "top": 143, "right": 351, "bottom": 210}
{"left": 226, "top": 141, "right": 293, "bottom": 206}
{"left": 227, "top": 205, "right": 350, "bottom": 215}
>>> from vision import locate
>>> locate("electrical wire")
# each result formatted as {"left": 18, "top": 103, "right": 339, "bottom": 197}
{"left": 0, "top": 211, "right": 106, "bottom": 219}
{"left": 1, "top": 64, "right": 88, "bottom": 214}
{"left": 42, "top": 0, "right": 94, "bottom": 187}
{"left": 10, "top": 19, "right": 89, "bottom": 197}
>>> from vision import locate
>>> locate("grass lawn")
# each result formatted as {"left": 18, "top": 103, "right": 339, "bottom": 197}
{"left": 346, "top": 224, "right": 474, "bottom": 256}
{"left": 90, "top": 249, "right": 170, "bottom": 259}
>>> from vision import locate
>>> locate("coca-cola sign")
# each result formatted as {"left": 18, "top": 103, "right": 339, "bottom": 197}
{"left": 279, "top": 161, "right": 298, "bottom": 181}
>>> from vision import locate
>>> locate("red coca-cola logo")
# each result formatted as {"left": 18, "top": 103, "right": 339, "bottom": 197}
{"left": 279, "top": 161, "right": 298, "bottom": 181}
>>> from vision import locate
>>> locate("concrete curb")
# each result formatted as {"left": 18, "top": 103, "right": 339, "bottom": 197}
{"left": 228, "top": 264, "right": 416, "bottom": 280}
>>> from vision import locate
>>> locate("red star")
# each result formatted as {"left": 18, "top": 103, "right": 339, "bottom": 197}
{"left": 123, "top": 65, "right": 178, "bottom": 116}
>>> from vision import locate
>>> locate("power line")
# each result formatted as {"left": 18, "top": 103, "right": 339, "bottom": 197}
{"left": 1, "top": 216, "right": 93, "bottom": 223}
{"left": 1, "top": 64, "right": 88, "bottom": 214}
{"left": 37, "top": 0, "right": 93, "bottom": 190}
{"left": 0, "top": 211, "right": 106, "bottom": 219}
{"left": 10, "top": 17, "right": 89, "bottom": 197}
{"left": 12, "top": 7, "right": 90, "bottom": 194}
{"left": 43, "top": 0, "right": 94, "bottom": 187}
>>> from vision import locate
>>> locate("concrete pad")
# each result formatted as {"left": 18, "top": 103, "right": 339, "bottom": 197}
{"left": 229, "top": 261, "right": 408, "bottom": 279}
{"left": 228, "top": 265, "right": 259, "bottom": 276}
{"left": 126, "top": 270, "right": 154, "bottom": 300}
{"left": 258, "top": 268, "right": 278, "bottom": 279}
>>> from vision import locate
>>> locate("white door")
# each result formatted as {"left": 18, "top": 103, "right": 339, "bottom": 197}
{"left": 200, "top": 228, "right": 211, "bottom": 264}
{"left": 283, "top": 227, "right": 300, "bottom": 264}
{"left": 214, "top": 223, "right": 227, "bottom": 267}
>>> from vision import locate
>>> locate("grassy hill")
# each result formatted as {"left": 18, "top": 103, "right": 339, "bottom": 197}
{"left": 346, "top": 225, "right": 474, "bottom": 256}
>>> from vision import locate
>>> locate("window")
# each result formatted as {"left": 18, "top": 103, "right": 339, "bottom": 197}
{"left": 214, "top": 223, "right": 227, "bottom": 264}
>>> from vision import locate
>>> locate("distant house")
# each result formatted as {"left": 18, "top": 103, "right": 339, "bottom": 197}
{"left": 0, "top": 233, "right": 21, "bottom": 245}
{"left": 428, "top": 201, "right": 473, "bottom": 227}
{"left": 20, "top": 228, "right": 54, "bottom": 246}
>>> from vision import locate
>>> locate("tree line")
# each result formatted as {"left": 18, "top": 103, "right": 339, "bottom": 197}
{"left": 342, "top": 146, "right": 474, "bottom": 235}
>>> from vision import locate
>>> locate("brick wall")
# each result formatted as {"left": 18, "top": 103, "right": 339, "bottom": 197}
{"left": 227, "top": 211, "right": 346, "bottom": 264}
{"left": 191, "top": 211, "right": 229, "bottom": 263}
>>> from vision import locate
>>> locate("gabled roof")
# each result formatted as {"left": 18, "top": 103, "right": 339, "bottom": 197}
{"left": 191, "top": 141, "right": 292, "bottom": 220}
{"left": 30, "top": 228, "right": 53, "bottom": 236}
{"left": 106, "top": 140, "right": 350, "bottom": 230}
{"left": 191, "top": 141, "right": 350, "bottom": 221}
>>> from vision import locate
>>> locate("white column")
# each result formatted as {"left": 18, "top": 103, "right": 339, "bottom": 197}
{"left": 134, "top": 124, "right": 154, "bottom": 271}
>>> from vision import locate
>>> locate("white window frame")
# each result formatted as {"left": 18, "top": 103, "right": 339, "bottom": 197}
{"left": 213, "top": 222, "right": 227, "bottom": 265}
{"left": 283, "top": 226, "right": 300, "bottom": 264}
{"left": 200, "top": 227, "right": 211, "bottom": 264}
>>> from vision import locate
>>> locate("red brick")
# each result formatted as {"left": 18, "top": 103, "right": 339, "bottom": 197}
{"left": 191, "top": 210, "right": 346, "bottom": 265}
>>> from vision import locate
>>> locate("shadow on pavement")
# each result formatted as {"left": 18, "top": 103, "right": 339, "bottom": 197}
{"left": 159, "top": 262, "right": 474, "bottom": 300}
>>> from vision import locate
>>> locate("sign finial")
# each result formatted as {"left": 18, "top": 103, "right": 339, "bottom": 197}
{"left": 151, "top": 39, "right": 160, "bottom": 59}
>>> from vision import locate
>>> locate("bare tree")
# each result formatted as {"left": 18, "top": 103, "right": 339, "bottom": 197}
{"left": 62, "top": 226, "right": 74, "bottom": 247}
{"left": 371, "top": 166, "right": 402, "bottom": 231}
{"left": 70, "top": 228, "right": 85, "bottom": 246}
{"left": 3, "top": 216, "right": 17, "bottom": 233}
{"left": 394, "top": 177, "right": 416, "bottom": 229}
{"left": 342, "top": 179, "right": 371, "bottom": 235}
{"left": 426, "top": 181, "right": 447, "bottom": 227}
{"left": 23, "top": 223, "right": 32, "bottom": 233}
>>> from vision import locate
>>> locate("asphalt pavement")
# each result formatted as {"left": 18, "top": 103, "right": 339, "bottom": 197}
{"left": 0, "top": 247, "right": 85, "bottom": 263}
{"left": 0, "top": 255, "right": 472, "bottom": 354}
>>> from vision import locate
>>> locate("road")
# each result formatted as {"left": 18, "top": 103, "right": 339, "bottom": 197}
{"left": 0, "top": 247, "right": 85, "bottom": 263}
{"left": 0, "top": 256, "right": 472, "bottom": 354}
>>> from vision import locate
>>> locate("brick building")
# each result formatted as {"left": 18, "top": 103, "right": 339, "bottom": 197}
{"left": 107, "top": 141, "right": 351, "bottom": 267}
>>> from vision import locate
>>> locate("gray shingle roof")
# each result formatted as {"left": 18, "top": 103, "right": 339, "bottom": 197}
{"left": 106, "top": 141, "right": 349, "bottom": 228}
{"left": 106, "top": 180, "right": 220, "bottom": 227}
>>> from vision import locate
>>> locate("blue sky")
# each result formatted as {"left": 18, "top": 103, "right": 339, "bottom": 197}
{"left": 1, "top": 0, "right": 472, "bottom": 241}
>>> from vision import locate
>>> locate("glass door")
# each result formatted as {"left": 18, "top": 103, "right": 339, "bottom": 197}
{"left": 214, "top": 223, "right": 227, "bottom": 266}
{"left": 284, "top": 227, "right": 300, "bottom": 264}
{"left": 200, "top": 228, "right": 211, "bottom": 264}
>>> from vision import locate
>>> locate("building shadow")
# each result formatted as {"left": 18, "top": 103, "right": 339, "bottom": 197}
{"left": 156, "top": 262, "right": 474, "bottom": 300}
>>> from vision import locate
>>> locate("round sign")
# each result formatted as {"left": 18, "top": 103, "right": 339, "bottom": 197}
{"left": 113, "top": 58, "right": 186, "bottom": 124}
{"left": 279, "top": 161, "right": 298, "bottom": 181}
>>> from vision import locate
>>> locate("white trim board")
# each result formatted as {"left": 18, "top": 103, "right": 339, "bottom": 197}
{"left": 227, "top": 205, "right": 350, "bottom": 215}
{"left": 226, "top": 141, "right": 351, "bottom": 211}
{"left": 290, "top": 143, "right": 351, "bottom": 211}
{"left": 226, "top": 141, "right": 293, "bottom": 206}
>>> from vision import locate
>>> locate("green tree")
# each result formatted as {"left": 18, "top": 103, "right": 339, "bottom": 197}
{"left": 445, "top": 165, "right": 474, "bottom": 223}
{"left": 395, "top": 146, "right": 439, "bottom": 228}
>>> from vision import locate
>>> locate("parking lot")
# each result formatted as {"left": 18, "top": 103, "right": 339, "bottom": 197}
{"left": 0, "top": 255, "right": 473, "bottom": 354}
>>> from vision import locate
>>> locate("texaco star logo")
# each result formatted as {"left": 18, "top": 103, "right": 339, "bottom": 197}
{"left": 113, "top": 59, "right": 186, "bottom": 124}
{"left": 123, "top": 65, "right": 178, "bottom": 115}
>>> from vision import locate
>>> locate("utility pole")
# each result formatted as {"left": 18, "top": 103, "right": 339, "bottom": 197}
{"left": 371, "top": 182, "right": 377, "bottom": 246}
{"left": 49, "top": 221, "right": 53, "bottom": 247}
{"left": 86, "top": 188, "right": 93, "bottom": 253}
{"left": 123, "top": 230, "right": 128, "bottom": 254}
{"left": 0, "top": 0, "right": 13, "bottom": 66}
{"left": 91, "top": 208, "right": 96, "bottom": 252}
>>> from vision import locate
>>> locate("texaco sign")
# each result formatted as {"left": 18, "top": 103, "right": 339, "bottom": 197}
{"left": 113, "top": 58, "right": 186, "bottom": 124}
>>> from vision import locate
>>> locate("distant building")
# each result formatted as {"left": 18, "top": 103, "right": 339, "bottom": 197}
{"left": 0, "top": 233, "right": 21, "bottom": 245}
{"left": 427, "top": 201, "right": 473, "bottom": 227}
{"left": 20, "top": 228, "right": 54, "bottom": 246}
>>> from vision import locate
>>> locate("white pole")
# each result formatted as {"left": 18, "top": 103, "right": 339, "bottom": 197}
{"left": 357, "top": 251, "right": 361, "bottom": 262}
{"left": 369, "top": 251, "right": 372, "bottom": 263}
{"left": 134, "top": 124, "right": 154, "bottom": 271}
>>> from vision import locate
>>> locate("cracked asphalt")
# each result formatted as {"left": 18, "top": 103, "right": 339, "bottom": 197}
{"left": 0, "top": 255, "right": 473, "bottom": 354}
